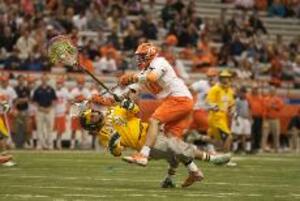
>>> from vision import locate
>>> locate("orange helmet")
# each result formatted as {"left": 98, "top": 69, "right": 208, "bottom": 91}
{"left": 135, "top": 43, "right": 158, "bottom": 69}
{"left": 206, "top": 68, "right": 218, "bottom": 77}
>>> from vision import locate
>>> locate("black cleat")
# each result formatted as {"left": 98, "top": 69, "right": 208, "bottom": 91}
{"left": 160, "top": 177, "right": 176, "bottom": 188}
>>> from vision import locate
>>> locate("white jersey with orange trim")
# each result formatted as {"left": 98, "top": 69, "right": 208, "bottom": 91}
{"left": 69, "top": 87, "right": 91, "bottom": 101}
{"left": 55, "top": 87, "right": 69, "bottom": 116}
{"left": 0, "top": 86, "right": 17, "bottom": 107}
{"left": 138, "top": 56, "right": 192, "bottom": 99}
{"left": 190, "top": 80, "right": 211, "bottom": 110}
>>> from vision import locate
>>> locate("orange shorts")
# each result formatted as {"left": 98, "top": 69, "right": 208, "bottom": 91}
{"left": 71, "top": 117, "right": 81, "bottom": 131}
{"left": 152, "top": 96, "right": 193, "bottom": 138}
{"left": 54, "top": 116, "right": 66, "bottom": 134}
{"left": 190, "top": 109, "right": 208, "bottom": 132}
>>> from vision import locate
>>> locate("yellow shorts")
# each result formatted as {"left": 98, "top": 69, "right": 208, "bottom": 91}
{"left": 207, "top": 112, "right": 231, "bottom": 141}
{"left": 0, "top": 116, "right": 9, "bottom": 138}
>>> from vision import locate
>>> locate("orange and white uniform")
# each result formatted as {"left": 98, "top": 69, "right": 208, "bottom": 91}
{"left": 137, "top": 56, "right": 193, "bottom": 138}
{"left": 70, "top": 87, "right": 91, "bottom": 131}
{"left": 54, "top": 87, "right": 69, "bottom": 134}
{"left": 190, "top": 80, "right": 211, "bottom": 132}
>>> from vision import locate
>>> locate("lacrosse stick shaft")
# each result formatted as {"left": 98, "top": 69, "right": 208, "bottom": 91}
{"left": 76, "top": 64, "right": 121, "bottom": 102}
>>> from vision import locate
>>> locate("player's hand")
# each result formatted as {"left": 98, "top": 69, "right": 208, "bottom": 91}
{"left": 209, "top": 104, "right": 219, "bottom": 111}
{"left": 121, "top": 99, "right": 135, "bottom": 111}
{"left": 0, "top": 102, "right": 10, "bottom": 113}
{"left": 119, "top": 73, "right": 138, "bottom": 86}
{"left": 108, "top": 132, "right": 121, "bottom": 156}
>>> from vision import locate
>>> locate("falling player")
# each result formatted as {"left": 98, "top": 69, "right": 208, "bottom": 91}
{"left": 78, "top": 90, "right": 231, "bottom": 188}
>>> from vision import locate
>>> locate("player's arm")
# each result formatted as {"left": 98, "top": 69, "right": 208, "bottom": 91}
{"left": 120, "top": 99, "right": 140, "bottom": 114}
{"left": 98, "top": 125, "right": 122, "bottom": 157}
{"left": 205, "top": 87, "right": 219, "bottom": 111}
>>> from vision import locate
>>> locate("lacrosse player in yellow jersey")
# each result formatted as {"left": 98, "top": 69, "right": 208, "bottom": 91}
{"left": 206, "top": 69, "right": 235, "bottom": 152}
{"left": 78, "top": 85, "right": 231, "bottom": 188}
{"left": 0, "top": 98, "right": 16, "bottom": 166}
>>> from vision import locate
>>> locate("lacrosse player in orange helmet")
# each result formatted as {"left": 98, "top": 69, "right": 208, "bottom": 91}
{"left": 119, "top": 43, "right": 201, "bottom": 181}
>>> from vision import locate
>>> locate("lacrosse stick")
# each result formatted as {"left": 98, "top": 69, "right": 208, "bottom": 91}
{"left": 48, "top": 35, "right": 121, "bottom": 102}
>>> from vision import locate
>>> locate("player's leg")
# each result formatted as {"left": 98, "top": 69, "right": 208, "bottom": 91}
{"left": 70, "top": 117, "right": 79, "bottom": 149}
{"left": 272, "top": 119, "right": 281, "bottom": 152}
{"left": 35, "top": 111, "right": 45, "bottom": 150}
{"left": 127, "top": 97, "right": 193, "bottom": 166}
{"left": 160, "top": 156, "right": 178, "bottom": 188}
{"left": 261, "top": 120, "right": 270, "bottom": 152}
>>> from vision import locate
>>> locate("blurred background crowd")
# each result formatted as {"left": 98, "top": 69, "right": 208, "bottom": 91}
{"left": 0, "top": 0, "right": 299, "bottom": 153}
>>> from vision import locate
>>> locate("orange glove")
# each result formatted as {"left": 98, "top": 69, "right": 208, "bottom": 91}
{"left": 91, "top": 95, "right": 114, "bottom": 106}
{"left": 75, "top": 95, "right": 85, "bottom": 102}
{"left": 119, "top": 72, "right": 138, "bottom": 86}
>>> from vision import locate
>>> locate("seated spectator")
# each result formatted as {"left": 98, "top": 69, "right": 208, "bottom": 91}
{"left": 161, "top": 0, "right": 177, "bottom": 27}
{"left": 0, "top": 27, "right": 17, "bottom": 53}
{"left": 179, "top": 44, "right": 195, "bottom": 60}
{"left": 235, "top": 0, "right": 255, "bottom": 9}
{"left": 15, "top": 29, "right": 37, "bottom": 61}
{"left": 100, "top": 42, "right": 120, "bottom": 63}
{"left": 249, "top": 10, "right": 267, "bottom": 34}
{"left": 140, "top": 13, "right": 158, "bottom": 40}
{"left": 107, "top": 27, "right": 121, "bottom": 50}
{"left": 123, "top": 24, "right": 140, "bottom": 51}
{"left": 126, "top": 0, "right": 144, "bottom": 15}
{"left": 79, "top": 50, "right": 95, "bottom": 73}
{"left": 178, "top": 23, "right": 198, "bottom": 47}
{"left": 229, "top": 34, "right": 246, "bottom": 58}
{"left": 255, "top": 0, "right": 268, "bottom": 10}
{"left": 86, "top": 5, "right": 108, "bottom": 31}
{"left": 268, "top": 0, "right": 286, "bottom": 17}
{"left": 94, "top": 50, "right": 117, "bottom": 74}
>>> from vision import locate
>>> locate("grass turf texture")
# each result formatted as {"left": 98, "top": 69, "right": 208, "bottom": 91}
{"left": 1, "top": 151, "right": 300, "bottom": 201}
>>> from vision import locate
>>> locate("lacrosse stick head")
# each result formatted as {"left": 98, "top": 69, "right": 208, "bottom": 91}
{"left": 48, "top": 35, "right": 78, "bottom": 66}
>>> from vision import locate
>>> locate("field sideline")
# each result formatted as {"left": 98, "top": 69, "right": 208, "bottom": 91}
{"left": 0, "top": 151, "right": 300, "bottom": 201}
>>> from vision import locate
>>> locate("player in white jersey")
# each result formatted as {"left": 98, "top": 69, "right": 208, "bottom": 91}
{"left": 54, "top": 77, "right": 69, "bottom": 149}
{"left": 189, "top": 68, "right": 218, "bottom": 133}
{"left": 69, "top": 76, "right": 91, "bottom": 149}
{"left": 119, "top": 43, "right": 201, "bottom": 183}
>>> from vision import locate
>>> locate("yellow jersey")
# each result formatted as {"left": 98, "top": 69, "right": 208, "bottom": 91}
{"left": 206, "top": 83, "right": 235, "bottom": 114}
{"left": 98, "top": 104, "right": 148, "bottom": 156}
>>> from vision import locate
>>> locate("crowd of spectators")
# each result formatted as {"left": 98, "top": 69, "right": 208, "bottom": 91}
{"left": 0, "top": 0, "right": 299, "bottom": 87}
{"left": 223, "top": 0, "right": 300, "bottom": 18}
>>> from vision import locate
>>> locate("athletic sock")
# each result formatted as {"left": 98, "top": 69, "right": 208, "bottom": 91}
{"left": 185, "top": 160, "right": 199, "bottom": 172}
{"left": 232, "top": 139, "right": 238, "bottom": 152}
{"left": 201, "top": 152, "right": 211, "bottom": 161}
{"left": 246, "top": 139, "right": 252, "bottom": 152}
{"left": 140, "top": 146, "right": 150, "bottom": 157}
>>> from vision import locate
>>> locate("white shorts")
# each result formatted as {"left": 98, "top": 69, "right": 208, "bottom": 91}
{"left": 231, "top": 117, "right": 251, "bottom": 135}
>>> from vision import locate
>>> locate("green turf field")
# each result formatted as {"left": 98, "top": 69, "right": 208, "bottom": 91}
{"left": 0, "top": 151, "right": 300, "bottom": 201}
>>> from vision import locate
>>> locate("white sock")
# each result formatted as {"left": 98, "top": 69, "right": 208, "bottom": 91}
{"left": 246, "top": 141, "right": 251, "bottom": 152}
{"left": 187, "top": 161, "right": 199, "bottom": 172}
{"left": 140, "top": 146, "right": 150, "bottom": 157}
{"left": 233, "top": 141, "right": 238, "bottom": 152}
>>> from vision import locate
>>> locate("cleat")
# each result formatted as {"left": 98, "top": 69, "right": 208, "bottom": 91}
{"left": 160, "top": 177, "right": 176, "bottom": 188}
{"left": 210, "top": 153, "right": 231, "bottom": 165}
{"left": 122, "top": 153, "right": 148, "bottom": 167}
{"left": 0, "top": 155, "right": 12, "bottom": 164}
{"left": 2, "top": 160, "right": 16, "bottom": 167}
{"left": 181, "top": 170, "right": 203, "bottom": 188}
{"left": 226, "top": 161, "right": 238, "bottom": 167}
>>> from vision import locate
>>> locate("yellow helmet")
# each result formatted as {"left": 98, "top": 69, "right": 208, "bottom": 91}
{"left": 79, "top": 109, "right": 104, "bottom": 132}
{"left": 219, "top": 69, "right": 232, "bottom": 77}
